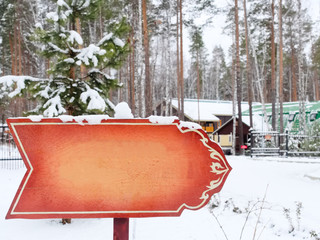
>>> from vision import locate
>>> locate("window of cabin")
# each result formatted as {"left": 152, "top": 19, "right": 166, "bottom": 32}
{"left": 228, "top": 134, "right": 232, "bottom": 143}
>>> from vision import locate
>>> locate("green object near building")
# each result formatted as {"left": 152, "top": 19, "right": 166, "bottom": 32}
{"left": 242, "top": 101, "right": 320, "bottom": 134}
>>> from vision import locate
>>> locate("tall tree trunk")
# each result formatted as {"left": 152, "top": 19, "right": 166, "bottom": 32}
{"left": 75, "top": 18, "right": 86, "bottom": 79}
{"left": 126, "top": 56, "right": 130, "bottom": 103}
{"left": 243, "top": 0, "right": 253, "bottom": 128}
{"left": 130, "top": 31, "right": 136, "bottom": 115}
{"left": 17, "top": 21, "right": 22, "bottom": 76}
{"left": 235, "top": 0, "right": 243, "bottom": 154}
{"left": 232, "top": 33, "right": 237, "bottom": 156}
{"left": 291, "top": 49, "right": 297, "bottom": 101}
{"left": 179, "top": 0, "right": 184, "bottom": 120}
{"left": 297, "top": 0, "right": 306, "bottom": 134}
{"left": 13, "top": 9, "right": 18, "bottom": 76}
{"left": 176, "top": 0, "right": 181, "bottom": 117}
{"left": 23, "top": 43, "right": 27, "bottom": 75}
{"left": 197, "top": 51, "right": 200, "bottom": 123}
{"left": 142, "top": 0, "right": 151, "bottom": 117}
{"left": 135, "top": 0, "right": 144, "bottom": 117}
{"left": 66, "top": 19, "right": 77, "bottom": 116}
{"left": 215, "top": 59, "right": 220, "bottom": 100}
{"left": 9, "top": 33, "right": 15, "bottom": 75}
{"left": 314, "top": 70, "right": 320, "bottom": 100}
{"left": 279, "top": 0, "right": 284, "bottom": 133}
{"left": 271, "top": 0, "right": 276, "bottom": 130}
{"left": 16, "top": 0, "right": 23, "bottom": 76}
{"left": 165, "top": 2, "right": 172, "bottom": 116}
{"left": 2, "top": 38, "right": 5, "bottom": 76}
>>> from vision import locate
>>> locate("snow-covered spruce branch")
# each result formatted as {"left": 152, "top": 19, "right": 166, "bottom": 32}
{"left": 0, "top": 75, "right": 49, "bottom": 98}
{"left": 80, "top": 84, "right": 106, "bottom": 112}
{"left": 0, "top": 75, "right": 113, "bottom": 117}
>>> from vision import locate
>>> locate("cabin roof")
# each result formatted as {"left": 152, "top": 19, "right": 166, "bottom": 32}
{"left": 171, "top": 98, "right": 260, "bottom": 122}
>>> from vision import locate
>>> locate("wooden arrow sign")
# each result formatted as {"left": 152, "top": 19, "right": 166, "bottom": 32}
{"left": 6, "top": 118, "right": 231, "bottom": 219}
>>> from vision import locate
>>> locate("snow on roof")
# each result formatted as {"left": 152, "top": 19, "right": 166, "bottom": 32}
{"left": 171, "top": 99, "right": 219, "bottom": 122}
{"left": 171, "top": 99, "right": 260, "bottom": 121}
{"left": 242, "top": 115, "right": 270, "bottom": 131}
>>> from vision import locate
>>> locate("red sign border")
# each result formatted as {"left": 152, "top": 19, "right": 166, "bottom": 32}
{"left": 6, "top": 118, "right": 231, "bottom": 219}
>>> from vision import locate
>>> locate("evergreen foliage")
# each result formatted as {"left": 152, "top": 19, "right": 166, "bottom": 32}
{"left": 312, "top": 36, "right": 320, "bottom": 73}
{"left": 0, "top": 0, "right": 16, "bottom": 74}
{"left": 0, "top": 0, "right": 130, "bottom": 117}
{"left": 305, "top": 119, "right": 320, "bottom": 152}
{"left": 189, "top": 26, "right": 204, "bottom": 56}
{"left": 186, "top": 26, "right": 207, "bottom": 99}
{"left": 0, "top": 0, "right": 319, "bottom": 123}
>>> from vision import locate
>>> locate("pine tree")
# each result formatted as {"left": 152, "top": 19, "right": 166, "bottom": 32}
{"left": 279, "top": 0, "right": 284, "bottom": 133}
{"left": 0, "top": 0, "right": 17, "bottom": 75}
{"left": 271, "top": 0, "right": 276, "bottom": 130}
{"left": 0, "top": 0, "right": 45, "bottom": 118}
{"left": 189, "top": 26, "right": 204, "bottom": 92}
{"left": 311, "top": 36, "right": 320, "bottom": 101}
{"left": 142, "top": 0, "right": 152, "bottom": 117}
{"left": 0, "top": 0, "right": 129, "bottom": 117}
{"left": 235, "top": 0, "right": 243, "bottom": 154}
{"left": 243, "top": 0, "right": 253, "bottom": 128}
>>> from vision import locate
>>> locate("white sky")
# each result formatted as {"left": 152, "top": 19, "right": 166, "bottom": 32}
{"left": 184, "top": 0, "right": 320, "bottom": 62}
{"left": 202, "top": 0, "right": 231, "bottom": 57}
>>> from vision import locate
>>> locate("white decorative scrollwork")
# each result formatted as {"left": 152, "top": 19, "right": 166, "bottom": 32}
{"left": 199, "top": 136, "right": 230, "bottom": 201}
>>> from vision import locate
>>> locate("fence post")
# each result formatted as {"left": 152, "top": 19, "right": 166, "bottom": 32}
{"left": 250, "top": 129, "right": 253, "bottom": 158}
{"left": 277, "top": 132, "right": 280, "bottom": 155}
{"left": 285, "top": 130, "right": 289, "bottom": 157}
{"left": 1, "top": 114, "right": 4, "bottom": 144}
{"left": 1, "top": 125, "right": 4, "bottom": 144}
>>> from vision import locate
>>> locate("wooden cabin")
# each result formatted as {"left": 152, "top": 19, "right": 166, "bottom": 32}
{"left": 212, "top": 117, "right": 251, "bottom": 154}
{"left": 154, "top": 98, "right": 259, "bottom": 136}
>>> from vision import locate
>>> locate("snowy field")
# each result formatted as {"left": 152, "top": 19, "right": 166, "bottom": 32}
{"left": 0, "top": 156, "right": 319, "bottom": 240}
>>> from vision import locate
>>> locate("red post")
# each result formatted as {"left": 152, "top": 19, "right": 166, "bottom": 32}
{"left": 113, "top": 218, "right": 129, "bottom": 240}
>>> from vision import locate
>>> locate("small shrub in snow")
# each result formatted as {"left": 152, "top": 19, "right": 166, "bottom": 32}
{"left": 283, "top": 201, "right": 303, "bottom": 234}
{"left": 310, "top": 230, "right": 320, "bottom": 240}
{"left": 208, "top": 195, "right": 318, "bottom": 240}
{"left": 283, "top": 207, "right": 295, "bottom": 233}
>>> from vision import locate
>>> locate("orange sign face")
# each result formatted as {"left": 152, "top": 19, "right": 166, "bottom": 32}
{"left": 6, "top": 118, "right": 231, "bottom": 219}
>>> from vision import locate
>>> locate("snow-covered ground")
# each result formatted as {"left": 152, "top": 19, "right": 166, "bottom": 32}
{"left": 0, "top": 156, "right": 319, "bottom": 240}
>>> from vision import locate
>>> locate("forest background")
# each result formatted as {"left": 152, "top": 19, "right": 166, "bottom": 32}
{"left": 0, "top": 0, "right": 320, "bottom": 135}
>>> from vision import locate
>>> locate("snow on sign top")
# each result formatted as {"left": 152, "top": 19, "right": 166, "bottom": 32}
{"left": 114, "top": 102, "right": 134, "bottom": 119}
{"left": 6, "top": 116, "right": 231, "bottom": 219}
{"left": 22, "top": 101, "right": 203, "bottom": 130}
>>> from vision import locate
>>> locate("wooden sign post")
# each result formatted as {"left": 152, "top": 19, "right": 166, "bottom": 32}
{"left": 6, "top": 118, "right": 231, "bottom": 239}
{"left": 114, "top": 218, "right": 129, "bottom": 240}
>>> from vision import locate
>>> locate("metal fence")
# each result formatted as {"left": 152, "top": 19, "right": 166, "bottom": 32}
{"left": 0, "top": 125, "right": 24, "bottom": 169}
{"left": 250, "top": 130, "right": 320, "bottom": 157}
